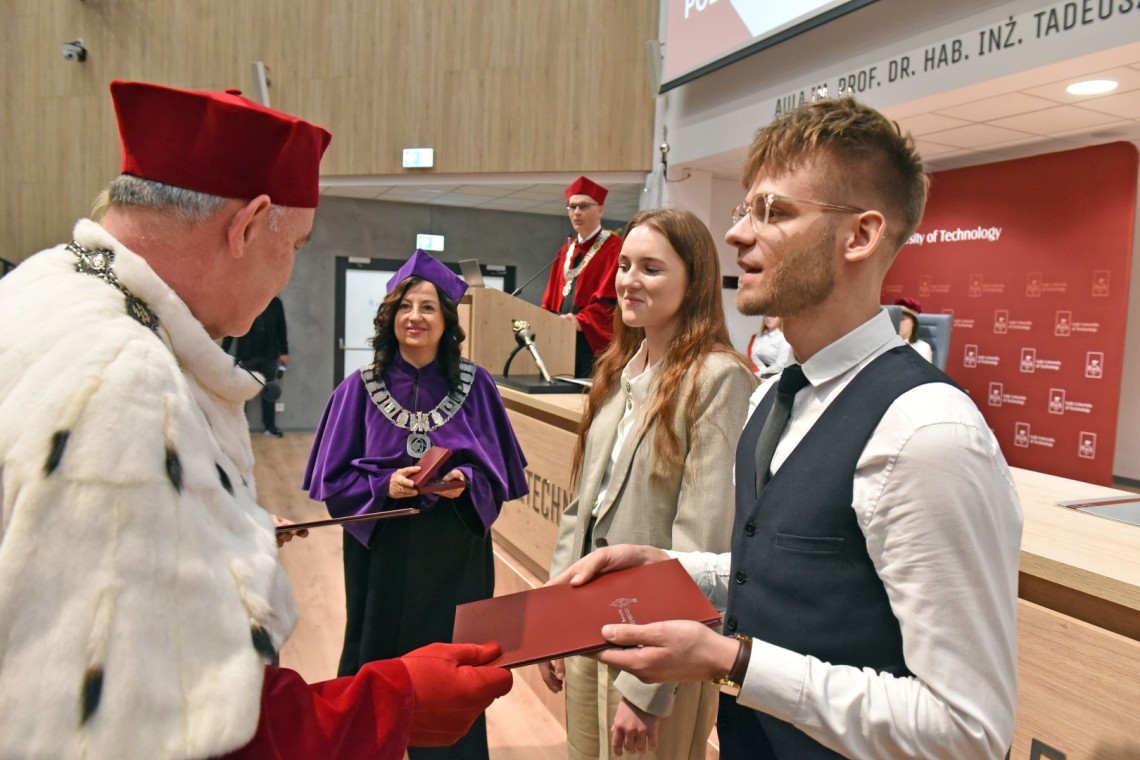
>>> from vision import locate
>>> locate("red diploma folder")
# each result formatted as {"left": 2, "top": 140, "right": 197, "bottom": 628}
{"left": 410, "top": 446, "right": 453, "bottom": 494}
{"left": 452, "top": 559, "right": 721, "bottom": 668}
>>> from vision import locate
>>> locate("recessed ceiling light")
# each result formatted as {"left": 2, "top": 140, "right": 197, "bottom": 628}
{"left": 1066, "top": 79, "right": 1118, "bottom": 96}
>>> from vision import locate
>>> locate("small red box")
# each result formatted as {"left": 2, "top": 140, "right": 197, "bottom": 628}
{"left": 410, "top": 446, "right": 452, "bottom": 493}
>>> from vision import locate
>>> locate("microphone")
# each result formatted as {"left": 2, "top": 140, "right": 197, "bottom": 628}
{"left": 511, "top": 319, "right": 553, "bottom": 382}
{"left": 510, "top": 236, "right": 573, "bottom": 297}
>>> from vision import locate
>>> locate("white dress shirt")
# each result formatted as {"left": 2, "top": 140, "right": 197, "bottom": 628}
{"left": 674, "top": 309, "right": 1023, "bottom": 759}
{"left": 593, "top": 342, "right": 657, "bottom": 515}
{"left": 576, "top": 224, "right": 603, "bottom": 245}
{"left": 747, "top": 327, "right": 792, "bottom": 376}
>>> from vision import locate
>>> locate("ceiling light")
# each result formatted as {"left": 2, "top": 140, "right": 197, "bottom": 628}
{"left": 1066, "top": 79, "right": 1118, "bottom": 96}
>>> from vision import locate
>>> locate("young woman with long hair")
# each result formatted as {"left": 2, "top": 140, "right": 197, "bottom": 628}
{"left": 542, "top": 208, "right": 756, "bottom": 759}
{"left": 746, "top": 314, "right": 792, "bottom": 377}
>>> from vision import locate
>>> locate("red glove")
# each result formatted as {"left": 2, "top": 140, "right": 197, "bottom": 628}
{"left": 401, "top": 641, "right": 513, "bottom": 747}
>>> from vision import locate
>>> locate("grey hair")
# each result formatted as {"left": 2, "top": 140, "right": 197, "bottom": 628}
{"left": 105, "top": 175, "right": 288, "bottom": 230}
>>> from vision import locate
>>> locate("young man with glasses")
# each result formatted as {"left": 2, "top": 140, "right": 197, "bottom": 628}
{"left": 550, "top": 98, "right": 1022, "bottom": 759}
{"left": 541, "top": 175, "right": 623, "bottom": 377}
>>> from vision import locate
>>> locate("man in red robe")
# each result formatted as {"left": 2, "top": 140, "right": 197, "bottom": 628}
{"left": 0, "top": 80, "right": 510, "bottom": 760}
{"left": 541, "top": 176, "right": 623, "bottom": 376}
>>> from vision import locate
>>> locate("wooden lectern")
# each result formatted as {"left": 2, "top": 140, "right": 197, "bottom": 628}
{"left": 458, "top": 288, "right": 577, "bottom": 381}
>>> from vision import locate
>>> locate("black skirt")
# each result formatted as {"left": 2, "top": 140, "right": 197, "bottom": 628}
{"left": 340, "top": 496, "right": 494, "bottom": 760}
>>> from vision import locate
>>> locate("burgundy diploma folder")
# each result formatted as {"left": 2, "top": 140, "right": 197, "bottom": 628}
{"left": 452, "top": 559, "right": 721, "bottom": 668}
{"left": 410, "top": 446, "right": 453, "bottom": 494}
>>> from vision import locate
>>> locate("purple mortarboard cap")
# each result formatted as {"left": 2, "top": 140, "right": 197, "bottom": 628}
{"left": 386, "top": 249, "right": 468, "bottom": 303}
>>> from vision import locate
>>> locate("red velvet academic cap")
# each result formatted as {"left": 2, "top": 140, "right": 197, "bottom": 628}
{"left": 895, "top": 297, "right": 922, "bottom": 319}
{"left": 110, "top": 81, "right": 332, "bottom": 208}
{"left": 564, "top": 176, "right": 608, "bottom": 204}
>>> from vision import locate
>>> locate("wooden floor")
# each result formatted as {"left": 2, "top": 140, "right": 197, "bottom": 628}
{"left": 252, "top": 432, "right": 568, "bottom": 759}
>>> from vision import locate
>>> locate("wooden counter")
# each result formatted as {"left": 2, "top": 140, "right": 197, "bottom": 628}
{"left": 1014, "top": 467, "right": 1140, "bottom": 638}
{"left": 493, "top": 387, "right": 1140, "bottom": 758}
{"left": 498, "top": 384, "right": 586, "bottom": 430}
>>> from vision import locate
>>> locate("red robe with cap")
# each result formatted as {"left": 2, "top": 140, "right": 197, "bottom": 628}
{"left": 540, "top": 230, "right": 622, "bottom": 355}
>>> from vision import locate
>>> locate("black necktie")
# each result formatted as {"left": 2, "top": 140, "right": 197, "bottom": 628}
{"left": 570, "top": 240, "right": 587, "bottom": 268}
{"left": 754, "top": 364, "right": 809, "bottom": 493}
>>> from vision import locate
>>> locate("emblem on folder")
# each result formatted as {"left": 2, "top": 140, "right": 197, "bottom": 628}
{"left": 610, "top": 597, "right": 639, "bottom": 624}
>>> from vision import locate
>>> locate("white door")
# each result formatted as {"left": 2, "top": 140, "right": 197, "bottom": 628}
{"left": 340, "top": 264, "right": 507, "bottom": 382}
{"left": 343, "top": 268, "right": 398, "bottom": 381}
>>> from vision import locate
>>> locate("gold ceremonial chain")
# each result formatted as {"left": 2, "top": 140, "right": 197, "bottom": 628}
{"left": 67, "top": 240, "right": 159, "bottom": 332}
{"left": 562, "top": 230, "right": 611, "bottom": 298}
{"left": 361, "top": 360, "right": 476, "bottom": 458}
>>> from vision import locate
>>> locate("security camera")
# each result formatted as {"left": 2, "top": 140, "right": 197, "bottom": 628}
{"left": 62, "top": 39, "right": 87, "bottom": 62}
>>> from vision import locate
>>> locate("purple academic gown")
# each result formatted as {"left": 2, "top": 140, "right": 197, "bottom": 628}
{"left": 303, "top": 354, "right": 527, "bottom": 760}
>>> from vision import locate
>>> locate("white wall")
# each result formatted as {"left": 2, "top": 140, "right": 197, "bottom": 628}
{"left": 1113, "top": 178, "right": 1140, "bottom": 480}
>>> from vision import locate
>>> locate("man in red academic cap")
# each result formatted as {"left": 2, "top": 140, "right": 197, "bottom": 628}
{"left": 541, "top": 176, "right": 623, "bottom": 377}
{"left": 0, "top": 81, "right": 511, "bottom": 759}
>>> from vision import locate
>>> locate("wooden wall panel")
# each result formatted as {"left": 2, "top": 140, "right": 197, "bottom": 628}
{"left": 493, "top": 408, "right": 576, "bottom": 581}
{"left": 1012, "top": 600, "right": 1140, "bottom": 759}
{"left": 1, "top": 0, "right": 657, "bottom": 260}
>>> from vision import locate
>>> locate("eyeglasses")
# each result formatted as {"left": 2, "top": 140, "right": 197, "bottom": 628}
{"left": 731, "top": 193, "right": 863, "bottom": 234}
{"left": 567, "top": 202, "right": 598, "bottom": 212}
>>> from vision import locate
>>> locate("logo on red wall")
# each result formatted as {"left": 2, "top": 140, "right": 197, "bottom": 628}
{"left": 964, "top": 344, "right": 978, "bottom": 368}
{"left": 1020, "top": 348, "right": 1036, "bottom": 373}
{"left": 989, "top": 382, "right": 1003, "bottom": 407}
{"left": 919, "top": 276, "right": 931, "bottom": 298}
{"left": 969, "top": 274, "right": 983, "bottom": 298}
{"left": 1092, "top": 270, "right": 1110, "bottom": 297}
{"left": 1049, "top": 388, "right": 1065, "bottom": 415}
{"left": 1079, "top": 432, "right": 1097, "bottom": 459}
{"left": 994, "top": 310, "right": 1008, "bottom": 334}
{"left": 1014, "top": 422, "right": 1030, "bottom": 448}
{"left": 1055, "top": 311, "right": 1071, "bottom": 337}
{"left": 1085, "top": 352, "right": 1104, "bottom": 379}
{"left": 1026, "top": 272, "right": 1042, "bottom": 297}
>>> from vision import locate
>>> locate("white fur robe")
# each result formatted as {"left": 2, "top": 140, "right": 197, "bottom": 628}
{"left": 0, "top": 220, "right": 297, "bottom": 759}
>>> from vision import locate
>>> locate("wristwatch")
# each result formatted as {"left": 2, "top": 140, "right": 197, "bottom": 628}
{"left": 714, "top": 633, "right": 752, "bottom": 695}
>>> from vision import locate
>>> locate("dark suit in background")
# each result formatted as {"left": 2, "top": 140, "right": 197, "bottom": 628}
{"left": 224, "top": 296, "right": 289, "bottom": 435}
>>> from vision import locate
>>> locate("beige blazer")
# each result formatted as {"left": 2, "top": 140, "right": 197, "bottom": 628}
{"left": 550, "top": 351, "right": 756, "bottom": 715}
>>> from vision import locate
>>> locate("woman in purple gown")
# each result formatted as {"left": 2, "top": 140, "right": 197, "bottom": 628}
{"left": 303, "top": 250, "right": 528, "bottom": 760}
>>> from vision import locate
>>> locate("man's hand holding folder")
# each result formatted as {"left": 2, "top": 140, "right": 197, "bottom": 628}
{"left": 453, "top": 556, "right": 721, "bottom": 671}
{"left": 540, "top": 546, "right": 743, "bottom": 689}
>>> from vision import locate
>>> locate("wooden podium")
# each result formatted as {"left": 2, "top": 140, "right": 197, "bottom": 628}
{"left": 458, "top": 288, "right": 576, "bottom": 379}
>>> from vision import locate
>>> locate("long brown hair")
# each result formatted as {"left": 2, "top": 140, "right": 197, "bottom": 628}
{"left": 571, "top": 207, "right": 747, "bottom": 485}
{"left": 370, "top": 276, "right": 466, "bottom": 391}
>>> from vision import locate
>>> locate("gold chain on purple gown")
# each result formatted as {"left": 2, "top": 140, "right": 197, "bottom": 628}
{"left": 360, "top": 360, "right": 476, "bottom": 458}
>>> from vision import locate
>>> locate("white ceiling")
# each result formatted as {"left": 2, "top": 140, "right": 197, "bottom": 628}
{"left": 320, "top": 172, "right": 649, "bottom": 224}
{"left": 320, "top": 41, "right": 1140, "bottom": 219}
{"left": 693, "top": 41, "right": 1140, "bottom": 179}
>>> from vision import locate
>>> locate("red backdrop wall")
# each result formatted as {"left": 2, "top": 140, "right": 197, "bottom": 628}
{"left": 882, "top": 142, "right": 1138, "bottom": 485}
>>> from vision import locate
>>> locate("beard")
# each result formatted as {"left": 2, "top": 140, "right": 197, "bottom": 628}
{"left": 735, "top": 221, "right": 836, "bottom": 317}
